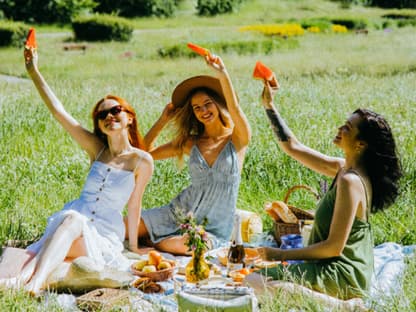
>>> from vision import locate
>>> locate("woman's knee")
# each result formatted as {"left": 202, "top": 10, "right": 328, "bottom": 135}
{"left": 59, "top": 212, "right": 83, "bottom": 236}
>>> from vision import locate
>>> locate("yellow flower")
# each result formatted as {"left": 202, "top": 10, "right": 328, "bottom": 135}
{"left": 307, "top": 26, "right": 321, "bottom": 33}
{"left": 240, "top": 23, "right": 305, "bottom": 37}
{"left": 332, "top": 24, "right": 348, "bottom": 33}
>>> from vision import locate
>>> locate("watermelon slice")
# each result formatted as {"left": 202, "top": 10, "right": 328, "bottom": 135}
{"left": 187, "top": 42, "right": 211, "bottom": 57}
{"left": 253, "top": 61, "right": 279, "bottom": 89}
{"left": 25, "top": 28, "right": 37, "bottom": 49}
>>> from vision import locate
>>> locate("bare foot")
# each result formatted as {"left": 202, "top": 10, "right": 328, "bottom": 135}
{"left": 24, "top": 279, "right": 43, "bottom": 297}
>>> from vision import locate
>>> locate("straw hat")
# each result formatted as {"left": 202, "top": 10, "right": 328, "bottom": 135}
{"left": 171, "top": 75, "right": 225, "bottom": 108}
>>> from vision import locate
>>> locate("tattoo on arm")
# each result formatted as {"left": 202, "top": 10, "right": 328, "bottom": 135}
{"left": 266, "top": 109, "right": 291, "bottom": 142}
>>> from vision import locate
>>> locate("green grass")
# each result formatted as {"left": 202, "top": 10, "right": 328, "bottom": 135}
{"left": 0, "top": 0, "right": 415, "bottom": 310}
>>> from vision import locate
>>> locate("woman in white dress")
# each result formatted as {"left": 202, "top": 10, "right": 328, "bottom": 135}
{"left": 0, "top": 47, "right": 153, "bottom": 295}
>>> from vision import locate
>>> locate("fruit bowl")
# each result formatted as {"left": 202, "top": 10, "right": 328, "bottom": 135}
{"left": 130, "top": 259, "right": 176, "bottom": 282}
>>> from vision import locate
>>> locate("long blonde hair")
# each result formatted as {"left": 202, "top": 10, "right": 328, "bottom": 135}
{"left": 172, "top": 87, "right": 233, "bottom": 162}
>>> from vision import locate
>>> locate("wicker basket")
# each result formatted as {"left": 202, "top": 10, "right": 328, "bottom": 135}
{"left": 76, "top": 288, "right": 130, "bottom": 311}
{"left": 273, "top": 185, "right": 318, "bottom": 245}
{"left": 130, "top": 260, "right": 176, "bottom": 282}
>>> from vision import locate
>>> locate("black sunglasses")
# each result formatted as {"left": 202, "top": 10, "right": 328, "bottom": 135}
{"left": 96, "top": 105, "right": 123, "bottom": 120}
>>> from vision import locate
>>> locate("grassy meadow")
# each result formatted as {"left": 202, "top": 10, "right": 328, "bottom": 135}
{"left": 0, "top": 0, "right": 415, "bottom": 310}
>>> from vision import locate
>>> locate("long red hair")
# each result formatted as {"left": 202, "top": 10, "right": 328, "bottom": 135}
{"left": 92, "top": 95, "right": 145, "bottom": 149}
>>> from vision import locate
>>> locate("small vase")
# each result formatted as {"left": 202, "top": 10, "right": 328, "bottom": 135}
{"left": 185, "top": 250, "right": 210, "bottom": 283}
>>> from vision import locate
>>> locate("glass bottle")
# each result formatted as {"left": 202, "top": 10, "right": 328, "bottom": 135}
{"left": 227, "top": 214, "right": 246, "bottom": 274}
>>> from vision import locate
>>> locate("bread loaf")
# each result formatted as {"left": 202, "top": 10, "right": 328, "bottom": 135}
{"left": 271, "top": 201, "right": 298, "bottom": 224}
{"left": 264, "top": 202, "right": 280, "bottom": 222}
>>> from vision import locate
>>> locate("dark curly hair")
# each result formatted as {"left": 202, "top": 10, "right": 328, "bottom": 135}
{"left": 354, "top": 108, "right": 402, "bottom": 212}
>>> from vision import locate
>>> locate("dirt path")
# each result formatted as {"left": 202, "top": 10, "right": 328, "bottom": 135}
{"left": 0, "top": 74, "right": 29, "bottom": 84}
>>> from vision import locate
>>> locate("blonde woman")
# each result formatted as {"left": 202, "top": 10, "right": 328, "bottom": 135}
{"left": 128, "top": 54, "right": 251, "bottom": 255}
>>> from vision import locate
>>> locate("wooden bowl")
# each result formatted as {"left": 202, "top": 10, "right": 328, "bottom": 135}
{"left": 130, "top": 260, "right": 176, "bottom": 282}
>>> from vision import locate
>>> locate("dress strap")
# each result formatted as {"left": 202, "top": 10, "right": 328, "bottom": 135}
{"left": 95, "top": 146, "right": 106, "bottom": 161}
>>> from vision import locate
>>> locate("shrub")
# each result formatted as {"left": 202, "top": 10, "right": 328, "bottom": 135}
{"left": 299, "top": 18, "right": 332, "bottom": 32}
{"left": 72, "top": 14, "right": 134, "bottom": 42}
{"left": 0, "top": 0, "right": 96, "bottom": 24}
{"left": 397, "top": 18, "right": 416, "bottom": 27}
{"left": 94, "top": 0, "right": 177, "bottom": 18}
{"left": 0, "top": 21, "right": 29, "bottom": 47}
{"left": 196, "top": 0, "right": 242, "bottom": 16}
{"left": 157, "top": 39, "right": 299, "bottom": 58}
{"left": 370, "top": 0, "right": 416, "bottom": 8}
{"left": 329, "top": 17, "right": 369, "bottom": 29}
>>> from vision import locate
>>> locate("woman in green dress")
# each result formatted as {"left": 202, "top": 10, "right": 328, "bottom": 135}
{"left": 245, "top": 76, "right": 402, "bottom": 306}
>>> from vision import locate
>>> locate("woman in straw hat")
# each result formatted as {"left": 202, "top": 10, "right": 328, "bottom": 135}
{"left": 128, "top": 54, "right": 251, "bottom": 254}
{"left": 244, "top": 72, "right": 402, "bottom": 308}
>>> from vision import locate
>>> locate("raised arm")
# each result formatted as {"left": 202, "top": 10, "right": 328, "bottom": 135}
{"left": 24, "top": 48, "right": 102, "bottom": 160}
{"left": 143, "top": 102, "right": 176, "bottom": 151}
{"left": 261, "top": 81, "right": 343, "bottom": 177}
{"left": 205, "top": 55, "right": 251, "bottom": 151}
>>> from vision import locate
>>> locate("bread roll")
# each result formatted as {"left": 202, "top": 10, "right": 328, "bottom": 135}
{"left": 264, "top": 202, "right": 281, "bottom": 222}
{"left": 271, "top": 201, "right": 298, "bottom": 224}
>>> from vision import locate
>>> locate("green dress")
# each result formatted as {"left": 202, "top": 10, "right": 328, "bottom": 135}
{"left": 260, "top": 171, "right": 373, "bottom": 299}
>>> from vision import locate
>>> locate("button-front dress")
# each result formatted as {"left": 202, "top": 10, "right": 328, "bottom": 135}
{"left": 142, "top": 141, "right": 240, "bottom": 247}
{"left": 27, "top": 161, "right": 135, "bottom": 270}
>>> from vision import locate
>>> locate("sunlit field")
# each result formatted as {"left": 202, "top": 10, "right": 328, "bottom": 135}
{"left": 0, "top": 0, "right": 415, "bottom": 310}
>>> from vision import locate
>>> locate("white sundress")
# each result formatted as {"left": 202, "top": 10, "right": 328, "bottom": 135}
{"left": 27, "top": 160, "right": 135, "bottom": 270}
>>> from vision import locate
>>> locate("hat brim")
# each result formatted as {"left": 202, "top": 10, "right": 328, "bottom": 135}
{"left": 171, "top": 75, "right": 225, "bottom": 108}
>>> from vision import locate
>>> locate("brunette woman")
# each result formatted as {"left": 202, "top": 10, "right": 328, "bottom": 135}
{"left": 245, "top": 77, "right": 402, "bottom": 304}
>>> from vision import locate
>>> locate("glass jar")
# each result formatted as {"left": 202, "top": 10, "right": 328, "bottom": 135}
{"left": 185, "top": 250, "right": 210, "bottom": 283}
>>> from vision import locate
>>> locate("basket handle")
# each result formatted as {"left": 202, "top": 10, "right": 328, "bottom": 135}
{"left": 283, "top": 185, "right": 320, "bottom": 204}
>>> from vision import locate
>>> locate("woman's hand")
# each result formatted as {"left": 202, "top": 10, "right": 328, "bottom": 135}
{"left": 24, "top": 47, "right": 38, "bottom": 73}
{"left": 160, "top": 102, "right": 177, "bottom": 122}
{"left": 205, "top": 54, "right": 226, "bottom": 74}
{"left": 256, "top": 246, "right": 281, "bottom": 261}
{"left": 261, "top": 80, "right": 277, "bottom": 109}
{"left": 129, "top": 245, "right": 154, "bottom": 256}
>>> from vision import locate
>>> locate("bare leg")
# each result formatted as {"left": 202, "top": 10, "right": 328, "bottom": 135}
{"left": 155, "top": 236, "right": 189, "bottom": 255}
{"left": 24, "top": 212, "right": 86, "bottom": 295}
{"left": 123, "top": 217, "right": 149, "bottom": 239}
{"left": 244, "top": 273, "right": 368, "bottom": 312}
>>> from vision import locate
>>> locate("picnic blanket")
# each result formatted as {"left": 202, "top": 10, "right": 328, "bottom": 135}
{"left": 45, "top": 241, "right": 414, "bottom": 311}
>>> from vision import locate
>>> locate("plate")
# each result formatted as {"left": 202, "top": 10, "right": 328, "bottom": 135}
{"left": 254, "top": 260, "right": 280, "bottom": 269}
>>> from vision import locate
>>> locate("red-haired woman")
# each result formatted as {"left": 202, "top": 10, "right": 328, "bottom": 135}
{"left": 0, "top": 48, "right": 153, "bottom": 296}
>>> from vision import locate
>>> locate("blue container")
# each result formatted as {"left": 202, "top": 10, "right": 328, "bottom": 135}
{"left": 280, "top": 234, "right": 303, "bottom": 264}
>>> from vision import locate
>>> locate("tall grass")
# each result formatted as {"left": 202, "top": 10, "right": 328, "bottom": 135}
{"left": 0, "top": 0, "right": 415, "bottom": 310}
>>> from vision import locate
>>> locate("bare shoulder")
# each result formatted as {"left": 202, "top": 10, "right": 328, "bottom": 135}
{"left": 129, "top": 148, "right": 153, "bottom": 172}
{"left": 338, "top": 171, "right": 364, "bottom": 193}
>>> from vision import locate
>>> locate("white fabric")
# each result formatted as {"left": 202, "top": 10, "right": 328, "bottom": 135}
{"left": 27, "top": 161, "right": 135, "bottom": 270}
